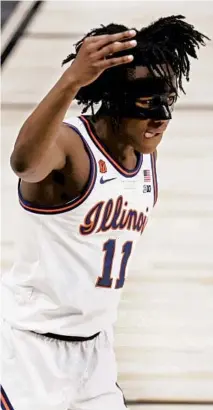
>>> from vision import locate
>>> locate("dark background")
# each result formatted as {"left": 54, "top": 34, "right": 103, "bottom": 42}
{"left": 1, "top": 1, "right": 19, "bottom": 28}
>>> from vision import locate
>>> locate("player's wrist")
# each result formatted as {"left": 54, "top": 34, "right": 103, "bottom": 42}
{"left": 60, "top": 68, "right": 82, "bottom": 93}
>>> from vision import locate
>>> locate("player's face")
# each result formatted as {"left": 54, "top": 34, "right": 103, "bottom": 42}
{"left": 120, "top": 116, "right": 170, "bottom": 154}
{"left": 119, "top": 66, "right": 177, "bottom": 154}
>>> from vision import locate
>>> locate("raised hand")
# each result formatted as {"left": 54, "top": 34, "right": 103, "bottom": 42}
{"left": 68, "top": 30, "right": 137, "bottom": 87}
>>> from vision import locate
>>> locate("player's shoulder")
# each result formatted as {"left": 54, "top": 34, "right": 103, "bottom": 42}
{"left": 62, "top": 115, "right": 83, "bottom": 132}
{"left": 59, "top": 117, "right": 86, "bottom": 154}
{"left": 61, "top": 116, "right": 80, "bottom": 137}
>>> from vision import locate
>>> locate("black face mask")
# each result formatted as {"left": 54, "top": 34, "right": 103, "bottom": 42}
{"left": 118, "top": 94, "right": 175, "bottom": 120}
{"left": 100, "top": 76, "right": 177, "bottom": 120}
{"left": 101, "top": 94, "right": 174, "bottom": 120}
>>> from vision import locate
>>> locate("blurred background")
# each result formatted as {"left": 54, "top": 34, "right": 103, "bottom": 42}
{"left": 1, "top": 1, "right": 213, "bottom": 409}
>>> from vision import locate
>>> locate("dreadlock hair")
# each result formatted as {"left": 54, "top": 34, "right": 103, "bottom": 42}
{"left": 62, "top": 15, "right": 210, "bottom": 122}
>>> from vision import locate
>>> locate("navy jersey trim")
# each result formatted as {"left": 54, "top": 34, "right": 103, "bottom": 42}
{"left": 79, "top": 115, "right": 143, "bottom": 178}
{"left": 116, "top": 383, "right": 128, "bottom": 408}
{"left": 18, "top": 124, "right": 97, "bottom": 215}
{"left": 151, "top": 152, "right": 158, "bottom": 206}
{"left": 0, "top": 385, "right": 15, "bottom": 410}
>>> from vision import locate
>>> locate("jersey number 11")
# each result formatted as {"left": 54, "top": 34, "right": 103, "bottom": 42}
{"left": 96, "top": 239, "right": 133, "bottom": 289}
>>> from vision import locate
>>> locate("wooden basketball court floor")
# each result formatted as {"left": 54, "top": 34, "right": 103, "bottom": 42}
{"left": 1, "top": 1, "right": 213, "bottom": 409}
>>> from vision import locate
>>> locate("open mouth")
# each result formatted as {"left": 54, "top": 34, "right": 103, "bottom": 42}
{"left": 144, "top": 131, "right": 162, "bottom": 139}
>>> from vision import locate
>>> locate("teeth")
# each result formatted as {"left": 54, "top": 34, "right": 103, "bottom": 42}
{"left": 145, "top": 132, "right": 154, "bottom": 138}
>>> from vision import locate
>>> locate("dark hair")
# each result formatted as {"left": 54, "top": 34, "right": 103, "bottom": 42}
{"left": 62, "top": 15, "right": 210, "bottom": 115}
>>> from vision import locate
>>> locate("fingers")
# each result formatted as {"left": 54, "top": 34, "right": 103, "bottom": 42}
{"left": 80, "top": 29, "right": 137, "bottom": 74}
{"left": 94, "top": 38, "right": 137, "bottom": 60}
{"left": 93, "top": 54, "right": 134, "bottom": 70}
{"left": 88, "top": 29, "right": 137, "bottom": 46}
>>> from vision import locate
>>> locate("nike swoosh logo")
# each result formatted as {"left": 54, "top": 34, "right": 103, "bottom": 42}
{"left": 100, "top": 176, "right": 117, "bottom": 184}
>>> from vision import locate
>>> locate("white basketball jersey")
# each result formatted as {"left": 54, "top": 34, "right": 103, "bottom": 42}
{"left": 2, "top": 116, "right": 158, "bottom": 336}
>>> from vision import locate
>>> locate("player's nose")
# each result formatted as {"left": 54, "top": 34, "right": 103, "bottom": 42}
{"left": 150, "top": 120, "right": 166, "bottom": 128}
{"left": 148, "top": 120, "right": 168, "bottom": 132}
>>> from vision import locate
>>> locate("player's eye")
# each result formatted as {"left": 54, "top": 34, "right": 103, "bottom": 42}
{"left": 136, "top": 99, "right": 151, "bottom": 109}
{"left": 136, "top": 94, "right": 177, "bottom": 108}
{"left": 167, "top": 95, "right": 177, "bottom": 106}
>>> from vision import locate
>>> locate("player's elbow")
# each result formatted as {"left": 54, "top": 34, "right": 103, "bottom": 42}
{"left": 10, "top": 151, "right": 29, "bottom": 175}
{"left": 10, "top": 150, "right": 38, "bottom": 182}
{"left": 10, "top": 155, "right": 41, "bottom": 182}
{"left": 10, "top": 148, "right": 53, "bottom": 183}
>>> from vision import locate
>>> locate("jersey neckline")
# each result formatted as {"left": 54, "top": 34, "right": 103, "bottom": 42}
{"left": 79, "top": 115, "right": 143, "bottom": 178}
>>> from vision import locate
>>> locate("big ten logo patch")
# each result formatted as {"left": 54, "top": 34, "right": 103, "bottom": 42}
{"left": 143, "top": 184, "right": 152, "bottom": 193}
{"left": 99, "top": 160, "right": 107, "bottom": 173}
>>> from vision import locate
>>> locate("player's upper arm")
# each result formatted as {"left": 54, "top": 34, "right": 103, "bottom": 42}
{"left": 10, "top": 124, "right": 82, "bottom": 183}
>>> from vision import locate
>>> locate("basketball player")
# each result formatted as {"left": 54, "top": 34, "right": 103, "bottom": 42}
{"left": 1, "top": 16, "right": 209, "bottom": 410}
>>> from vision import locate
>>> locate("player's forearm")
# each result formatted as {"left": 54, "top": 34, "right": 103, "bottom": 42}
{"left": 10, "top": 69, "right": 80, "bottom": 172}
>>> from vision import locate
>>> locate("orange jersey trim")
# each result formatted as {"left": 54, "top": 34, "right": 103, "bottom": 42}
{"left": 0, "top": 386, "right": 14, "bottom": 410}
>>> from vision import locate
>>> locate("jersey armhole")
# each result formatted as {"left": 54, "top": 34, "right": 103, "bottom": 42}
{"left": 18, "top": 124, "right": 97, "bottom": 215}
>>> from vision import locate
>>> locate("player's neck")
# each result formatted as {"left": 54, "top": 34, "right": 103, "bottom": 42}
{"left": 90, "top": 115, "right": 137, "bottom": 170}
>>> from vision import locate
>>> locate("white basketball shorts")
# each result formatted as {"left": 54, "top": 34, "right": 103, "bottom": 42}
{"left": 0, "top": 320, "right": 127, "bottom": 410}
